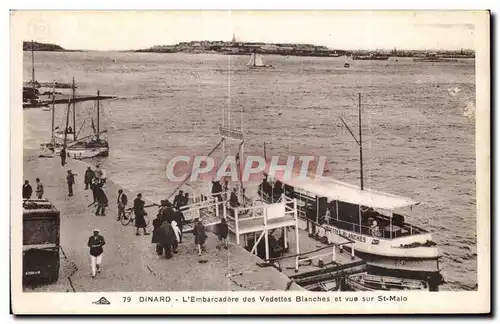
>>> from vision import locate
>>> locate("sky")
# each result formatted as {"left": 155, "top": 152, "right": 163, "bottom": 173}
{"left": 11, "top": 10, "right": 480, "bottom": 51}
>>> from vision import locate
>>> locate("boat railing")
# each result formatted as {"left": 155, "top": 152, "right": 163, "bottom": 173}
{"left": 178, "top": 196, "right": 227, "bottom": 223}
{"left": 259, "top": 192, "right": 424, "bottom": 239}
{"left": 226, "top": 194, "right": 296, "bottom": 223}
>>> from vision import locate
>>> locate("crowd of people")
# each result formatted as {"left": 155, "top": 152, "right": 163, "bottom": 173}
{"left": 150, "top": 192, "right": 228, "bottom": 257}
{"left": 24, "top": 160, "right": 233, "bottom": 278}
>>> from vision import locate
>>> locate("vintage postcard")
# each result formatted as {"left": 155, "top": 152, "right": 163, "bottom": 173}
{"left": 10, "top": 10, "right": 490, "bottom": 314}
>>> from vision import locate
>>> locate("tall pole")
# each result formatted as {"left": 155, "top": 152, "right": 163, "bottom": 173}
{"left": 31, "top": 40, "right": 35, "bottom": 89}
{"left": 51, "top": 81, "right": 55, "bottom": 136}
{"left": 358, "top": 93, "right": 364, "bottom": 190}
{"left": 97, "top": 90, "right": 100, "bottom": 141}
{"left": 72, "top": 77, "right": 76, "bottom": 138}
{"left": 63, "top": 97, "right": 71, "bottom": 149}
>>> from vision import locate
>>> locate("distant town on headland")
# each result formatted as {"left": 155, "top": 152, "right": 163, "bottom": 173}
{"left": 23, "top": 40, "right": 475, "bottom": 58}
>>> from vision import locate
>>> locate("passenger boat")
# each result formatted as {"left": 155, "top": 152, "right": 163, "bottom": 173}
{"left": 247, "top": 52, "right": 273, "bottom": 69}
{"left": 345, "top": 272, "right": 428, "bottom": 291}
{"left": 259, "top": 173, "right": 440, "bottom": 276}
{"left": 257, "top": 93, "right": 442, "bottom": 289}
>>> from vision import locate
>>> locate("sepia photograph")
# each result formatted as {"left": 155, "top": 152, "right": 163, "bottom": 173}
{"left": 10, "top": 9, "right": 490, "bottom": 314}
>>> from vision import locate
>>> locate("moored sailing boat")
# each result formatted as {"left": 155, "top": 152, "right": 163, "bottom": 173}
{"left": 23, "top": 41, "right": 74, "bottom": 109}
{"left": 247, "top": 52, "right": 273, "bottom": 68}
{"left": 52, "top": 78, "right": 77, "bottom": 141}
{"left": 66, "top": 91, "right": 109, "bottom": 159}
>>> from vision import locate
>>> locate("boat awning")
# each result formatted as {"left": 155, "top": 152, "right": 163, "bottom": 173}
{"left": 272, "top": 174, "right": 419, "bottom": 211}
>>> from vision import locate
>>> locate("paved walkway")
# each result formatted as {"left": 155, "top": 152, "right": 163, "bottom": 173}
{"left": 23, "top": 150, "right": 303, "bottom": 292}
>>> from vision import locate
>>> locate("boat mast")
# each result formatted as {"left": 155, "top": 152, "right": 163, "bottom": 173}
{"left": 31, "top": 40, "right": 35, "bottom": 91}
{"left": 51, "top": 81, "right": 55, "bottom": 136}
{"left": 96, "top": 90, "right": 100, "bottom": 141}
{"left": 338, "top": 93, "right": 365, "bottom": 190}
{"left": 63, "top": 96, "right": 71, "bottom": 149}
{"left": 72, "top": 77, "right": 76, "bottom": 139}
{"left": 358, "top": 93, "right": 364, "bottom": 190}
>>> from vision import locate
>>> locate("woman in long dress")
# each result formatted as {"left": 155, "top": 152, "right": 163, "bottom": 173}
{"left": 133, "top": 193, "right": 149, "bottom": 236}
{"left": 193, "top": 218, "right": 206, "bottom": 256}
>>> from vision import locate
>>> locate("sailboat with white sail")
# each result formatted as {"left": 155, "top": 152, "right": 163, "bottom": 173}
{"left": 247, "top": 51, "right": 273, "bottom": 69}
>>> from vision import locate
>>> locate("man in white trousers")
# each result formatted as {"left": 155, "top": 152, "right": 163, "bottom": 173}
{"left": 87, "top": 229, "right": 106, "bottom": 278}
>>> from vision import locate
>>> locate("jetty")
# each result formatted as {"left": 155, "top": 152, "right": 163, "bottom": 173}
{"left": 23, "top": 93, "right": 116, "bottom": 109}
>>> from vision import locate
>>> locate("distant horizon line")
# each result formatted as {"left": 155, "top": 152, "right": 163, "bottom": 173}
{"left": 24, "top": 39, "right": 475, "bottom": 53}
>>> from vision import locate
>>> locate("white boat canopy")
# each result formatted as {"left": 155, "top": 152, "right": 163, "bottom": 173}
{"left": 271, "top": 173, "right": 420, "bottom": 211}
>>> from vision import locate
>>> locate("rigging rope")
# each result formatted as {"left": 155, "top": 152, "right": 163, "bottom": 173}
{"left": 166, "top": 138, "right": 225, "bottom": 201}
{"left": 72, "top": 101, "right": 97, "bottom": 139}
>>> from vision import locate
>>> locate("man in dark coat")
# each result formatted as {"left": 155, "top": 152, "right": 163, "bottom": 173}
{"left": 173, "top": 190, "right": 185, "bottom": 210}
{"left": 84, "top": 167, "right": 95, "bottom": 190}
{"left": 217, "top": 218, "right": 229, "bottom": 249}
{"left": 22, "top": 180, "right": 32, "bottom": 199}
{"left": 87, "top": 229, "right": 105, "bottom": 278}
{"left": 260, "top": 176, "right": 272, "bottom": 197}
{"left": 60, "top": 148, "right": 67, "bottom": 166}
{"left": 152, "top": 215, "right": 164, "bottom": 255}
{"left": 157, "top": 221, "right": 176, "bottom": 259}
{"left": 306, "top": 204, "right": 318, "bottom": 236}
{"left": 161, "top": 202, "right": 176, "bottom": 224}
{"left": 273, "top": 180, "right": 283, "bottom": 200}
{"left": 95, "top": 183, "right": 108, "bottom": 216}
{"left": 211, "top": 180, "right": 223, "bottom": 202}
{"left": 134, "top": 193, "right": 150, "bottom": 236}
{"left": 90, "top": 179, "right": 99, "bottom": 203}
{"left": 66, "top": 170, "right": 76, "bottom": 196}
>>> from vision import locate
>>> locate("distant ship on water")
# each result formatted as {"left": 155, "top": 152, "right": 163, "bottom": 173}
{"left": 352, "top": 54, "right": 390, "bottom": 61}
{"left": 413, "top": 54, "right": 459, "bottom": 63}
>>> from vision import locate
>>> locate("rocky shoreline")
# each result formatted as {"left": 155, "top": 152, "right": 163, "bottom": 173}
{"left": 23, "top": 41, "right": 83, "bottom": 52}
